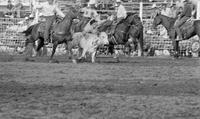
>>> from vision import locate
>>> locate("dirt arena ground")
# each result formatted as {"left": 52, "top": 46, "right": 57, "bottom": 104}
{"left": 0, "top": 54, "right": 200, "bottom": 119}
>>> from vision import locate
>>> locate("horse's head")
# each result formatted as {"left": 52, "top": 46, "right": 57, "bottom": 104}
{"left": 152, "top": 12, "right": 162, "bottom": 29}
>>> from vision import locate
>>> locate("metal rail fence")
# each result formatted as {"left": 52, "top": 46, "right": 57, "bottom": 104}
{"left": 0, "top": 17, "right": 26, "bottom": 54}
{"left": 0, "top": 1, "right": 197, "bottom": 56}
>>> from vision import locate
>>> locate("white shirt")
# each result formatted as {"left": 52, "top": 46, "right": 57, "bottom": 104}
{"left": 116, "top": 4, "right": 127, "bottom": 19}
{"left": 36, "top": 2, "right": 65, "bottom": 17}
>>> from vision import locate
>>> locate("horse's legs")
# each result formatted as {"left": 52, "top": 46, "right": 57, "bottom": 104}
{"left": 137, "top": 40, "right": 142, "bottom": 57}
{"left": 50, "top": 41, "right": 58, "bottom": 61}
{"left": 77, "top": 49, "right": 87, "bottom": 62}
{"left": 108, "top": 44, "right": 114, "bottom": 55}
{"left": 79, "top": 49, "right": 86, "bottom": 59}
{"left": 138, "top": 32, "right": 144, "bottom": 56}
{"left": 172, "top": 40, "right": 179, "bottom": 58}
{"left": 35, "top": 38, "right": 44, "bottom": 57}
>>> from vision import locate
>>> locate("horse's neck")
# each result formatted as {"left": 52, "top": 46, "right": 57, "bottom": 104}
{"left": 160, "top": 15, "right": 175, "bottom": 31}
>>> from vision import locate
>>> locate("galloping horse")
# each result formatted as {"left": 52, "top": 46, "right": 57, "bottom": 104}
{"left": 22, "top": 8, "right": 80, "bottom": 62}
{"left": 98, "top": 13, "right": 144, "bottom": 56}
{"left": 152, "top": 13, "right": 200, "bottom": 57}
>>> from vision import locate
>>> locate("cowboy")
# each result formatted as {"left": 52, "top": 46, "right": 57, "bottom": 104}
{"left": 110, "top": 0, "right": 127, "bottom": 34}
{"left": 81, "top": 1, "right": 99, "bottom": 20}
{"left": 81, "top": 1, "right": 100, "bottom": 33}
{"left": 13, "top": 0, "right": 23, "bottom": 18}
{"left": 6, "top": 0, "right": 14, "bottom": 16}
{"left": 174, "top": 0, "right": 192, "bottom": 40}
{"left": 35, "top": 0, "right": 65, "bottom": 45}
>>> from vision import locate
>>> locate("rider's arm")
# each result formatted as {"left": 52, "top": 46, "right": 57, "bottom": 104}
{"left": 54, "top": 6, "right": 65, "bottom": 18}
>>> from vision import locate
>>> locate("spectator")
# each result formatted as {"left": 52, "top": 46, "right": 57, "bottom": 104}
{"left": 7, "top": 0, "right": 14, "bottom": 10}
{"left": 13, "top": 0, "right": 24, "bottom": 18}
{"left": 6, "top": 0, "right": 14, "bottom": 16}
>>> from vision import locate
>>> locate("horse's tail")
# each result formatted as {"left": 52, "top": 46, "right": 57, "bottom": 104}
{"left": 22, "top": 24, "right": 35, "bottom": 36}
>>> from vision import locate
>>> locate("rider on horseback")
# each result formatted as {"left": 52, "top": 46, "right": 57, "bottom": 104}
{"left": 174, "top": 0, "right": 192, "bottom": 41}
{"left": 81, "top": 1, "right": 100, "bottom": 33}
{"left": 110, "top": 0, "right": 127, "bottom": 35}
{"left": 35, "top": 0, "right": 65, "bottom": 45}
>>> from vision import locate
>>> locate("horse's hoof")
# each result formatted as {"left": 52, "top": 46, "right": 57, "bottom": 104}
{"left": 68, "top": 56, "right": 72, "bottom": 60}
{"left": 77, "top": 57, "right": 85, "bottom": 62}
{"left": 25, "top": 58, "right": 35, "bottom": 62}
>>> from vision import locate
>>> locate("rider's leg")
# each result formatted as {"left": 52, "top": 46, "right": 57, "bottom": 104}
{"left": 44, "top": 15, "right": 56, "bottom": 44}
{"left": 174, "top": 17, "right": 190, "bottom": 40}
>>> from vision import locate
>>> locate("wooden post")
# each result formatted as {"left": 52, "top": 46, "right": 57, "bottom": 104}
{"left": 197, "top": 1, "right": 200, "bottom": 19}
{"left": 139, "top": 2, "right": 143, "bottom": 21}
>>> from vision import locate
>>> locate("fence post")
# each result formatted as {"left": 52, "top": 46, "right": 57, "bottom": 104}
{"left": 197, "top": 1, "right": 200, "bottom": 19}
{"left": 139, "top": 2, "right": 143, "bottom": 21}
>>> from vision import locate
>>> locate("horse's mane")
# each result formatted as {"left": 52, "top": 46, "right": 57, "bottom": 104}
{"left": 158, "top": 14, "right": 176, "bottom": 22}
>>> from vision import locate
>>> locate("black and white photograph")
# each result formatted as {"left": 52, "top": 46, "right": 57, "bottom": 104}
{"left": 0, "top": 0, "right": 200, "bottom": 118}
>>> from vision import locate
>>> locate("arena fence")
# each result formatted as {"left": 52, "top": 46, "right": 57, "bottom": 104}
{"left": 0, "top": 17, "right": 26, "bottom": 54}
{"left": 0, "top": 1, "right": 199, "bottom": 56}
{"left": 0, "top": 17, "right": 196, "bottom": 56}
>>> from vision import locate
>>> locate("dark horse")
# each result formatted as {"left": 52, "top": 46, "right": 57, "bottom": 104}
{"left": 98, "top": 13, "right": 144, "bottom": 56}
{"left": 22, "top": 8, "right": 80, "bottom": 62}
{"left": 152, "top": 13, "right": 200, "bottom": 57}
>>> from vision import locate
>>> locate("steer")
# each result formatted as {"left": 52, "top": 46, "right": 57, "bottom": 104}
{"left": 71, "top": 32, "right": 109, "bottom": 63}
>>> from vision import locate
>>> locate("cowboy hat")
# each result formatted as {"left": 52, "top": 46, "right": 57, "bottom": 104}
{"left": 88, "top": 0, "right": 95, "bottom": 5}
{"left": 183, "top": 0, "right": 188, "bottom": 2}
{"left": 151, "top": 3, "right": 157, "bottom": 8}
{"left": 116, "top": 0, "right": 122, "bottom": 3}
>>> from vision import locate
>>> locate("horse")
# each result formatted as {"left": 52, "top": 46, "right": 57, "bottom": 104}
{"left": 98, "top": 13, "right": 144, "bottom": 57}
{"left": 152, "top": 13, "right": 200, "bottom": 57}
{"left": 22, "top": 8, "right": 80, "bottom": 62}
